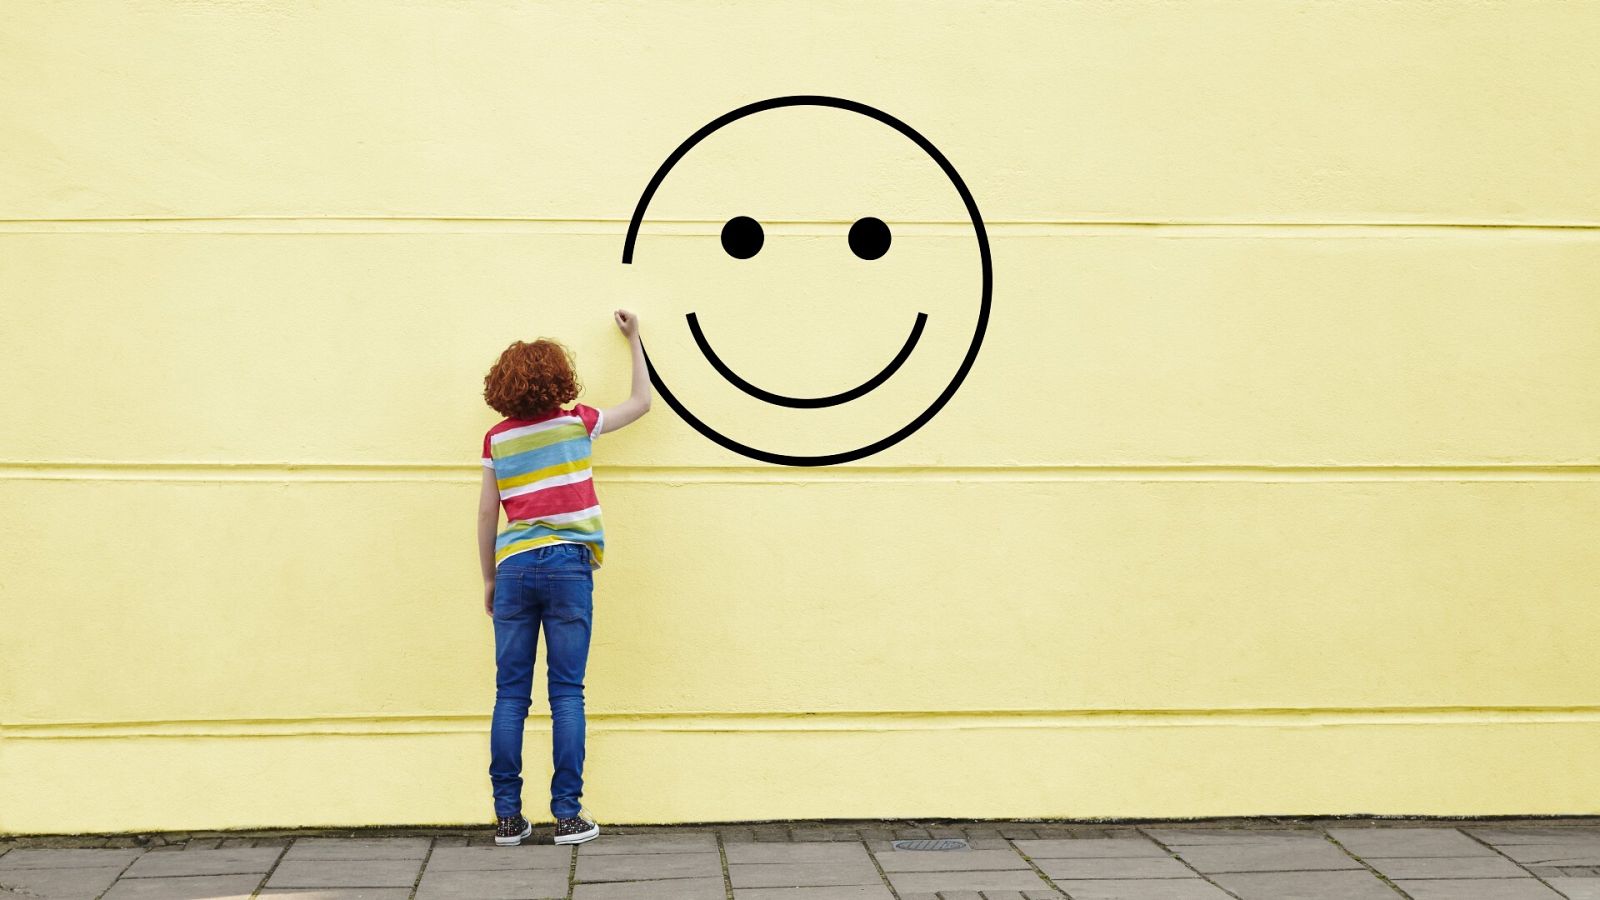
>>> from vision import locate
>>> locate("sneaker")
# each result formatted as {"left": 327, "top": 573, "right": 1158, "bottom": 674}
{"left": 554, "top": 813, "right": 599, "bottom": 845}
{"left": 495, "top": 812, "right": 533, "bottom": 846}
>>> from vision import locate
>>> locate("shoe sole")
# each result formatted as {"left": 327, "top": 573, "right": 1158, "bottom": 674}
{"left": 495, "top": 821, "right": 533, "bottom": 846}
{"left": 555, "top": 824, "right": 600, "bottom": 845}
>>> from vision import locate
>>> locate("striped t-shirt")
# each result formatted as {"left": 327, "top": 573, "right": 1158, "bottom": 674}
{"left": 481, "top": 404, "right": 605, "bottom": 569}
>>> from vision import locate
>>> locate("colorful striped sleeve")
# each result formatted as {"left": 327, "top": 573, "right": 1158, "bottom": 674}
{"left": 481, "top": 430, "right": 494, "bottom": 467}
{"left": 572, "top": 403, "right": 603, "bottom": 441}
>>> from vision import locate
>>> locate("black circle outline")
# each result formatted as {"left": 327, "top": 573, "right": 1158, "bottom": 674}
{"left": 622, "top": 95, "right": 992, "bottom": 467}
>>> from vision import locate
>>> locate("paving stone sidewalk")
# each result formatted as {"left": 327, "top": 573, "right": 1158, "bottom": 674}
{"left": 5, "top": 817, "right": 1600, "bottom": 900}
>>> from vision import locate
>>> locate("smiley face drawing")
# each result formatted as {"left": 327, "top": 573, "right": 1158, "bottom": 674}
{"left": 622, "top": 95, "right": 992, "bottom": 466}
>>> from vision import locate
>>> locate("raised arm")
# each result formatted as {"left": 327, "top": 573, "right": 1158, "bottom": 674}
{"left": 597, "top": 309, "right": 652, "bottom": 434}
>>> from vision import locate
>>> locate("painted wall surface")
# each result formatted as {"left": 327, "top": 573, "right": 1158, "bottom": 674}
{"left": 3, "top": 1, "right": 1600, "bottom": 834}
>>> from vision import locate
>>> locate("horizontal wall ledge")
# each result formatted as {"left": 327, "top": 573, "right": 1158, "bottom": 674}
{"left": 5, "top": 219, "right": 1600, "bottom": 236}
{"left": 5, "top": 462, "right": 1600, "bottom": 484}
{"left": 13, "top": 705, "right": 1600, "bottom": 740}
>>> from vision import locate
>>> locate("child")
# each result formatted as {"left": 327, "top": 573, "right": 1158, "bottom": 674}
{"left": 477, "top": 309, "right": 651, "bottom": 846}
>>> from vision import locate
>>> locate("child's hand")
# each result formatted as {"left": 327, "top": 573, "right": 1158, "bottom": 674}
{"left": 613, "top": 308, "right": 639, "bottom": 339}
{"left": 483, "top": 581, "right": 496, "bottom": 617}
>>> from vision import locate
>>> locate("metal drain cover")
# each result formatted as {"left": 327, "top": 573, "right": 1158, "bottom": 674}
{"left": 892, "top": 838, "right": 970, "bottom": 851}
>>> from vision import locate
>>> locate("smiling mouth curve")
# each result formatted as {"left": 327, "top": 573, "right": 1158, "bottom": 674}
{"left": 685, "top": 311, "right": 928, "bottom": 409}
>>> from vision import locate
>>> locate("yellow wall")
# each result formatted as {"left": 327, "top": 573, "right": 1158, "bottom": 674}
{"left": 4, "top": 0, "right": 1600, "bottom": 834}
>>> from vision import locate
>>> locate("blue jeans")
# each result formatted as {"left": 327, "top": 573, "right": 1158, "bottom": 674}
{"left": 489, "top": 541, "right": 593, "bottom": 820}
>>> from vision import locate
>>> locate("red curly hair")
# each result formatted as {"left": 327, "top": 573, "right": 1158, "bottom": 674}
{"left": 483, "top": 338, "right": 582, "bottom": 419}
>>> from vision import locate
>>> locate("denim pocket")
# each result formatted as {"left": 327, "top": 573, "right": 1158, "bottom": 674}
{"left": 491, "top": 573, "right": 520, "bottom": 614}
{"left": 548, "top": 581, "right": 593, "bottom": 623}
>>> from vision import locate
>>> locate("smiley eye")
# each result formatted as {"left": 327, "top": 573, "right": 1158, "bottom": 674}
{"left": 720, "top": 216, "right": 764, "bottom": 259}
{"left": 848, "top": 216, "right": 891, "bottom": 260}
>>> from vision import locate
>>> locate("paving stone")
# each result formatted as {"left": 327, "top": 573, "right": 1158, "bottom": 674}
{"left": 753, "top": 826, "right": 792, "bottom": 842}
{"left": 432, "top": 835, "right": 470, "bottom": 848}
{"left": 0, "top": 864, "right": 124, "bottom": 899}
{"left": 1142, "top": 828, "right": 1323, "bottom": 846}
{"left": 265, "top": 858, "right": 423, "bottom": 888}
{"left": 1390, "top": 879, "right": 1566, "bottom": 899}
{"left": 736, "top": 888, "right": 893, "bottom": 900}
{"left": 184, "top": 839, "right": 223, "bottom": 851}
{"left": 1492, "top": 843, "right": 1600, "bottom": 866}
{"left": 283, "top": 838, "right": 431, "bottom": 860}
{"left": 1527, "top": 864, "right": 1600, "bottom": 877}
{"left": 1467, "top": 827, "right": 1600, "bottom": 845}
{"left": 101, "top": 873, "right": 263, "bottom": 899}
{"left": 1100, "top": 829, "right": 1164, "bottom": 841}
{"left": 571, "top": 875, "right": 726, "bottom": 899}
{"left": 789, "top": 828, "right": 860, "bottom": 842}
{"left": 0, "top": 848, "right": 145, "bottom": 869}
{"left": 1545, "top": 879, "right": 1600, "bottom": 900}
{"left": 1212, "top": 868, "right": 1406, "bottom": 899}
{"left": 122, "top": 847, "right": 283, "bottom": 877}
{"left": 1171, "top": 839, "right": 1363, "bottom": 873}
{"left": 577, "top": 850, "right": 723, "bottom": 881}
{"left": 1037, "top": 855, "right": 1197, "bottom": 879}
{"left": 1014, "top": 837, "right": 1169, "bottom": 858}
{"left": 729, "top": 861, "right": 882, "bottom": 888}
{"left": 415, "top": 866, "right": 569, "bottom": 899}
{"left": 721, "top": 828, "right": 758, "bottom": 843}
{"left": 915, "top": 892, "right": 1060, "bottom": 900}
{"left": 426, "top": 844, "right": 571, "bottom": 870}
{"left": 885, "top": 868, "right": 1053, "bottom": 893}
{"left": 874, "top": 848, "right": 1029, "bottom": 872}
{"left": 1364, "top": 854, "right": 1532, "bottom": 878}
{"left": 1051, "top": 880, "right": 1236, "bottom": 899}
{"left": 12, "top": 837, "right": 110, "bottom": 849}
{"left": 726, "top": 842, "right": 871, "bottom": 864}
{"left": 577, "top": 832, "right": 719, "bottom": 855}
{"left": 1327, "top": 827, "right": 1497, "bottom": 858}
{"left": 259, "top": 883, "right": 416, "bottom": 890}
{"left": 894, "top": 828, "right": 932, "bottom": 840}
